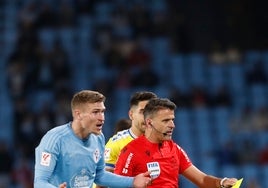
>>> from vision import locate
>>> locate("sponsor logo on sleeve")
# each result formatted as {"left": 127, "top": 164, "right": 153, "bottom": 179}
{"left": 41, "top": 152, "right": 51, "bottom": 166}
{"left": 104, "top": 148, "right": 111, "bottom": 161}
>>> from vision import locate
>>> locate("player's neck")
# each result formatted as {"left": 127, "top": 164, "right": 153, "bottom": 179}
{"left": 130, "top": 127, "right": 142, "bottom": 138}
{"left": 71, "top": 121, "right": 89, "bottom": 139}
{"left": 145, "top": 130, "right": 163, "bottom": 144}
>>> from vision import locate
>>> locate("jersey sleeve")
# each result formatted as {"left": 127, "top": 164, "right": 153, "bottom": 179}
{"left": 113, "top": 146, "right": 135, "bottom": 176}
{"left": 34, "top": 132, "right": 60, "bottom": 188}
{"left": 95, "top": 135, "right": 134, "bottom": 187}
{"left": 95, "top": 170, "right": 134, "bottom": 187}
{"left": 176, "top": 144, "right": 192, "bottom": 173}
{"left": 104, "top": 138, "right": 121, "bottom": 169}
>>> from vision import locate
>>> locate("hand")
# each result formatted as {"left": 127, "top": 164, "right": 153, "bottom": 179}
{"left": 221, "top": 178, "right": 237, "bottom": 188}
{"left": 133, "top": 171, "right": 152, "bottom": 188}
{"left": 59, "top": 182, "right": 67, "bottom": 188}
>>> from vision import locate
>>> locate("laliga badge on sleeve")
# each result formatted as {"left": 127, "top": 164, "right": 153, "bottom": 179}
{"left": 41, "top": 152, "right": 51, "bottom": 166}
{"left": 147, "top": 162, "right": 160, "bottom": 179}
{"left": 232, "top": 178, "right": 243, "bottom": 188}
{"left": 104, "top": 148, "right": 111, "bottom": 161}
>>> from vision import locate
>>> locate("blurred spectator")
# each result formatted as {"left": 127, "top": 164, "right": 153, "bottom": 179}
{"left": 6, "top": 58, "right": 28, "bottom": 99}
{"left": 128, "top": 3, "right": 151, "bottom": 37}
{"left": 36, "top": 2, "right": 57, "bottom": 29}
{"left": 111, "top": 5, "right": 133, "bottom": 39}
{"left": 17, "top": 112, "right": 36, "bottom": 146}
{"left": 245, "top": 178, "right": 261, "bottom": 188}
{"left": 208, "top": 44, "right": 242, "bottom": 65}
{"left": 94, "top": 26, "right": 113, "bottom": 56}
{"left": 13, "top": 97, "right": 30, "bottom": 140}
{"left": 246, "top": 60, "right": 267, "bottom": 85}
{"left": 53, "top": 89, "right": 72, "bottom": 125}
{"left": 230, "top": 106, "right": 268, "bottom": 134}
{"left": 113, "top": 118, "right": 132, "bottom": 135}
{"left": 48, "top": 40, "right": 72, "bottom": 91}
{"left": 103, "top": 41, "right": 126, "bottom": 69}
{"left": 11, "top": 157, "right": 33, "bottom": 188}
{"left": 251, "top": 106, "right": 268, "bottom": 132}
{"left": 92, "top": 77, "right": 115, "bottom": 99}
{"left": 225, "top": 45, "right": 242, "bottom": 63}
{"left": 258, "top": 143, "right": 268, "bottom": 165}
{"left": 74, "top": 0, "right": 97, "bottom": 15}
{"left": 114, "top": 66, "right": 132, "bottom": 89}
{"left": 116, "top": 38, "right": 136, "bottom": 66}
{"left": 212, "top": 86, "right": 232, "bottom": 107}
{"left": 35, "top": 104, "right": 55, "bottom": 139}
{"left": 208, "top": 42, "right": 227, "bottom": 65}
{"left": 58, "top": 1, "right": 76, "bottom": 28}
{"left": 168, "top": 87, "right": 191, "bottom": 108}
{"left": 214, "top": 140, "right": 239, "bottom": 166}
{"left": 150, "top": 9, "right": 170, "bottom": 37}
{"left": 229, "top": 106, "right": 254, "bottom": 134}
{"left": 130, "top": 63, "right": 160, "bottom": 88}
{"left": 237, "top": 138, "right": 258, "bottom": 165}
{"left": 36, "top": 56, "right": 54, "bottom": 90}
{"left": 17, "top": 1, "right": 38, "bottom": 30}
{"left": 126, "top": 39, "right": 151, "bottom": 69}
{"left": 189, "top": 86, "right": 210, "bottom": 108}
{"left": 0, "top": 141, "right": 13, "bottom": 188}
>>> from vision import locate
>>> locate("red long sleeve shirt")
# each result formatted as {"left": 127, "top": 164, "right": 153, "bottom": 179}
{"left": 114, "top": 135, "right": 192, "bottom": 188}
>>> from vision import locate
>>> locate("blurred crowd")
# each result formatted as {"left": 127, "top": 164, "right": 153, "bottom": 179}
{"left": 0, "top": 0, "right": 268, "bottom": 188}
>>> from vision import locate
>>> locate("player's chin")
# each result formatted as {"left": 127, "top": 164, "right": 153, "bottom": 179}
{"left": 92, "top": 129, "right": 102, "bottom": 135}
{"left": 164, "top": 133, "right": 172, "bottom": 139}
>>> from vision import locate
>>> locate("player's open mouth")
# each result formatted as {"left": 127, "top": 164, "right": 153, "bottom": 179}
{"left": 96, "top": 124, "right": 103, "bottom": 128}
{"left": 165, "top": 131, "right": 173, "bottom": 136}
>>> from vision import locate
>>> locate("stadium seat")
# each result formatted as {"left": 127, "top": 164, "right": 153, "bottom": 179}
{"left": 226, "top": 63, "right": 245, "bottom": 95}
{"left": 207, "top": 64, "right": 226, "bottom": 94}
{"left": 168, "top": 54, "right": 190, "bottom": 92}
{"left": 38, "top": 28, "right": 57, "bottom": 52}
{"left": 185, "top": 53, "right": 207, "bottom": 87}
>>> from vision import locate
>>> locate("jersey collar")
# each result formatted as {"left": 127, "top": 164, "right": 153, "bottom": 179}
{"left": 128, "top": 128, "right": 138, "bottom": 139}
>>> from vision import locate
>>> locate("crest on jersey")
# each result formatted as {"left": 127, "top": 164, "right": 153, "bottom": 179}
{"left": 147, "top": 162, "right": 160, "bottom": 179}
{"left": 93, "top": 148, "right": 100, "bottom": 163}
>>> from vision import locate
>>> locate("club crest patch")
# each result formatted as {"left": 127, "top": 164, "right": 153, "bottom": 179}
{"left": 41, "top": 152, "right": 51, "bottom": 166}
{"left": 93, "top": 148, "right": 100, "bottom": 163}
{"left": 147, "top": 162, "right": 160, "bottom": 179}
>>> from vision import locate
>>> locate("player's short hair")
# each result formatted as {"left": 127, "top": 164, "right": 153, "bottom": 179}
{"left": 143, "top": 98, "right": 176, "bottom": 118}
{"left": 71, "top": 90, "right": 106, "bottom": 109}
{"left": 130, "top": 91, "right": 157, "bottom": 108}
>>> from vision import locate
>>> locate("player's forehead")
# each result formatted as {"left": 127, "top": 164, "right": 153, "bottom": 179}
{"left": 153, "top": 109, "right": 175, "bottom": 120}
{"left": 132, "top": 100, "right": 149, "bottom": 114}
{"left": 136, "top": 100, "right": 149, "bottom": 109}
{"left": 83, "top": 102, "right": 106, "bottom": 111}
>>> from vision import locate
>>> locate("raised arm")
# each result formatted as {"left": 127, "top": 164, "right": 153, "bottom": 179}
{"left": 182, "top": 165, "right": 237, "bottom": 188}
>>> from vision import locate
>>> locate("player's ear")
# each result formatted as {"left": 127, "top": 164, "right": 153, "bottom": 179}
{"left": 128, "top": 109, "right": 133, "bottom": 120}
{"left": 145, "top": 119, "right": 152, "bottom": 127}
{"left": 74, "top": 109, "right": 82, "bottom": 120}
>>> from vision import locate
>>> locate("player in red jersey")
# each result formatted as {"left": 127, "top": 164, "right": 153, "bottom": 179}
{"left": 114, "top": 98, "right": 237, "bottom": 188}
